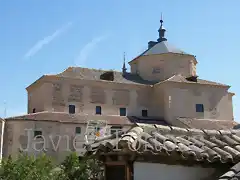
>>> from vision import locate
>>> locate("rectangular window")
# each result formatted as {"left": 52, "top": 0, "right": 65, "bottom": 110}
{"left": 96, "top": 106, "right": 101, "bottom": 115}
{"left": 142, "top": 110, "right": 148, "bottom": 117}
{"left": 105, "top": 165, "right": 125, "bottom": 180}
{"left": 75, "top": 127, "right": 81, "bottom": 134}
{"left": 110, "top": 126, "right": 122, "bottom": 135}
{"left": 196, "top": 104, "right": 204, "bottom": 112}
{"left": 119, "top": 108, "right": 126, "bottom": 116}
{"left": 69, "top": 105, "right": 75, "bottom": 114}
{"left": 34, "top": 130, "right": 42, "bottom": 138}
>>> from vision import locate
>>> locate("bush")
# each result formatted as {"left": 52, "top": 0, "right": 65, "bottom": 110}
{"left": 0, "top": 153, "right": 55, "bottom": 180}
{"left": 0, "top": 153, "right": 104, "bottom": 180}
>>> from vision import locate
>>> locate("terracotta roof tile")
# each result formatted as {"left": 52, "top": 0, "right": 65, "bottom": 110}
{"left": 85, "top": 124, "right": 240, "bottom": 164}
{"left": 219, "top": 162, "right": 240, "bottom": 179}
{"left": 58, "top": 67, "right": 156, "bottom": 85}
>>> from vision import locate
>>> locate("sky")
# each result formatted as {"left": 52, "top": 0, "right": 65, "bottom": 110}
{"left": 0, "top": 0, "right": 240, "bottom": 121}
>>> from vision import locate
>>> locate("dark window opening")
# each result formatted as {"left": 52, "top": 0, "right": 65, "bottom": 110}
{"left": 69, "top": 105, "right": 75, "bottom": 114}
{"left": 105, "top": 165, "right": 125, "bottom": 180}
{"left": 96, "top": 127, "right": 101, "bottom": 131}
{"left": 75, "top": 127, "right": 81, "bottom": 134}
{"left": 186, "top": 75, "right": 198, "bottom": 82}
{"left": 142, "top": 110, "right": 148, "bottom": 117}
{"left": 34, "top": 130, "right": 42, "bottom": 138}
{"left": 119, "top": 108, "right": 126, "bottom": 116}
{"left": 100, "top": 71, "right": 114, "bottom": 81}
{"left": 96, "top": 106, "right": 102, "bottom": 115}
{"left": 110, "top": 126, "right": 122, "bottom": 135}
{"left": 196, "top": 104, "right": 204, "bottom": 112}
{"left": 32, "top": 108, "right": 36, "bottom": 113}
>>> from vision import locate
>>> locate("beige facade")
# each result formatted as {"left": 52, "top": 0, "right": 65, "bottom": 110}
{"left": 4, "top": 116, "right": 131, "bottom": 162}
{"left": 25, "top": 62, "right": 234, "bottom": 123}
{"left": 2, "top": 19, "right": 238, "bottom": 162}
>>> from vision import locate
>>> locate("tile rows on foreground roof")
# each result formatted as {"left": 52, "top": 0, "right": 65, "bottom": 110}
{"left": 86, "top": 124, "right": 240, "bottom": 164}
{"left": 219, "top": 162, "right": 240, "bottom": 180}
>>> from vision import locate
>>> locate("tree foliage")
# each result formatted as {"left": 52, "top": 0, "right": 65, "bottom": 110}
{"left": 0, "top": 153, "right": 54, "bottom": 180}
{"left": 0, "top": 153, "right": 104, "bottom": 180}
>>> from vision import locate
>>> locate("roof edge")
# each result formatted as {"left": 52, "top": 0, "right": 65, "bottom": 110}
{"left": 128, "top": 52, "right": 196, "bottom": 65}
{"left": 26, "top": 75, "right": 55, "bottom": 92}
{"left": 153, "top": 75, "right": 230, "bottom": 88}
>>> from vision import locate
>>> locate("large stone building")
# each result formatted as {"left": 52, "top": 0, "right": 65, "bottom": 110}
{"left": 2, "top": 19, "right": 238, "bottom": 162}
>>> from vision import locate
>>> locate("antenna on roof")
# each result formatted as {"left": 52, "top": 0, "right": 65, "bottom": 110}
{"left": 122, "top": 52, "right": 127, "bottom": 74}
{"left": 158, "top": 13, "right": 167, "bottom": 42}
{"left": 4, "top": 101, "right": 6, "bottom": 118}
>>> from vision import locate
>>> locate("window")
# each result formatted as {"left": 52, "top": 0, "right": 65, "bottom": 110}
{"left": 196, "top": 104, "right": 204, "bottom": 112}
{"left": 69, "top": 105, "right": 75, "bottom": 114}
{"left": 96, "top": 106, "right": 101, "bottom": 115}
{"left": 110, "top": 126, "right": 122, "bottom": 134}
{"left": 75, "top": 127, "right": 81, "bottom": 134}
{"left": 152, "top": 67, "right": 161, "bottom": 74}
{"left": 100, "top": 71, "right": 114, "bottom": 81}
{"left": 119, "top": 108, "right": 126, "bottom": 116}
{"left": 34, "top": 130, "right": 42, "bottom": 138}
{"left": 32, "top": 108, "right": 36, "bottom": 113}
{"left": 142, "top": 110, "right": 148, "bottom": 117}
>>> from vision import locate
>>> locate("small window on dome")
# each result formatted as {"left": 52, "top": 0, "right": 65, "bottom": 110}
{"left": 100, "top": 71, "right": 114, "bottom": 81}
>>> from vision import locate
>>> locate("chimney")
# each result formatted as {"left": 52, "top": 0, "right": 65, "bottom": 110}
{"left": 186, "top": 75, "right": 198, "bottom": 82}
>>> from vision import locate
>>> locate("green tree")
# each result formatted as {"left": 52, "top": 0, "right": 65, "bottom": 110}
{"left": 0, "top": 153, "right": 55, "bottom": 180}
{"left": 56, "top": 153, "right": 104, "bottom": 180}
{"left": 0, "top": 152, "right": 103, "bottom": 180}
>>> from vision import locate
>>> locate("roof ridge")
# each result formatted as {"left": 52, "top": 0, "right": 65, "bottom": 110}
{"left": 64, "top": 66, "right": 123, "bottom": 73}
{"left": 5, "top": 111, "right": 50, "bottom": 119}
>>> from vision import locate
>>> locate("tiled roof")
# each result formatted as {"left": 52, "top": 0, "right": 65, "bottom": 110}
{"left": 219, "top": 162, "right": 240, "bottom": 180}
{"left": 6, "top": 112, "right": 236, "bottom": 130}
{"left": 177, "top": 118, "right": 238, "bottom": 130}
{"left": 5, "top": 112, "right": 133, "bottom": 125}
{"left": 160, "top": 74, "right": 229, "bottom": 87}
{"left": 5, "top": 112, "right": 172, "bottom": 126}
{"left": 57, "top": 67, "right": 156, "bottom": 85}
{"left": 142, "top": 41, "right": 188, "bottom": 56}
{"left": 128, "top": 116, "right": 171, "bottom": 126}
{"left": 85, "top": 123, "right": 240, "bottom": 164}
{"left": 58, "top": 67, "right": 229, "bottom": 87}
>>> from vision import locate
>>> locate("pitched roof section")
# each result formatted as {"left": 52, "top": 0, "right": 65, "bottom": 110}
{"left": 60, "top": 68, "right": 228, "bottom": 87}
{"left": 6, "top": 112, "right": 236, "bottom": 130}
{"left": 5, "top": 112, "right": 170, "bottom": 126}
{"left": 157, "top": 74, "right": 230, "bottom": 87}
{"left": 177, "top": 118, "right": 238, "bottom": 130}
{"left": 5, "top": 112, "right": 132, "bottom": 125}
{"left": 58, "top": 67, "right": 156, "bottom": 85}
{"left": 85, "top": 123, "right": 240, "bottom": 164}
{"left": 142, "top": 41, "right": 187, "bottom": 56}
{"left": 219, "top": 162, "right": 240, "bottom": 179}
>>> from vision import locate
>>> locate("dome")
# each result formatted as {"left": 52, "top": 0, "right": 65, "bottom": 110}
{"left": 142, "top": 40, "right": 187, "bottom": 56}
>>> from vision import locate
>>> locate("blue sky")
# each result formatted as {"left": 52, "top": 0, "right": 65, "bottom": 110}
{"left": 0, "top": 0, "right": 240, "bottom": 121}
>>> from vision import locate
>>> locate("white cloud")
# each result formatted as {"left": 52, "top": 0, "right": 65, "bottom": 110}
{"left": 74, "top": 35, "right": 109, "bottom": 67}
{"left": 24, "top": 22, "right": 73, "bottom": 59}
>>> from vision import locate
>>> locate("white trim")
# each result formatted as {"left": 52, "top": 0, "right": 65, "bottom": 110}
{"left": 0, "top": 119, "right": 5, "bottom": 163}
